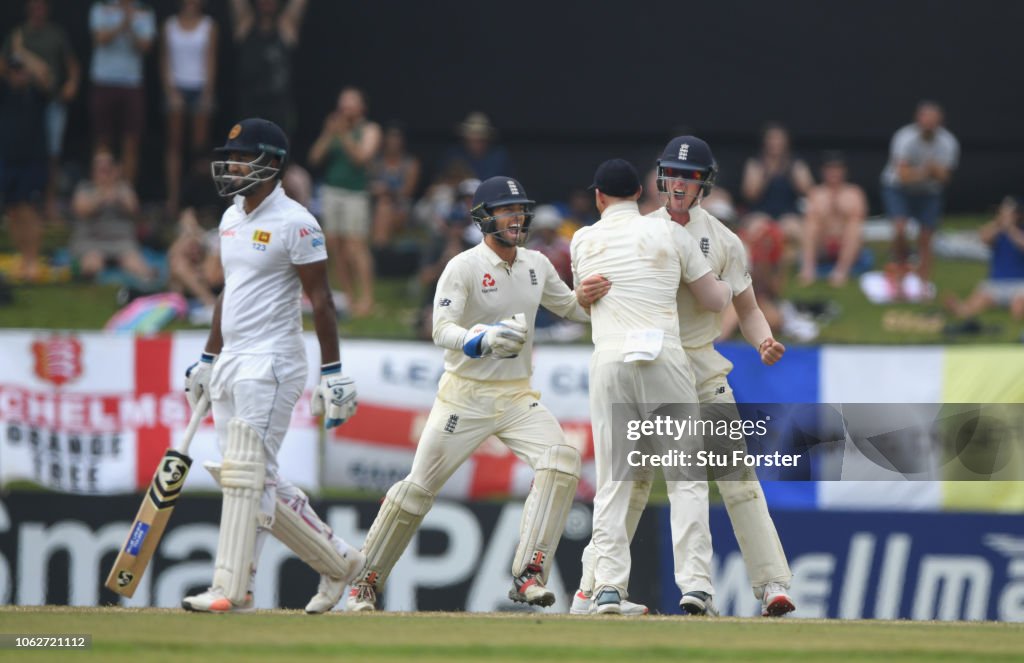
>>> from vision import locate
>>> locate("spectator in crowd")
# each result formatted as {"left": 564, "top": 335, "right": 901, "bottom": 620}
{"left": 161, "top": 0, "right": 217, "bottom": 219}
{"left": 3, "top": 0, "right": 80, "bottom": 219}
{"left": 411, "top": 159, "right": 474, "bottom": 234}
{"left": 558, "top": 187, "right": 599, "bottom": 241}
{"left": 741, "top": 122, "right": 814, "bottom": 234}
{"left": 527, "top": 204, "right": 571, "bottom": 285}
{"left": 881, "top": 100, "right": 959, "bottom": 281}
{"left": 414, "top": 177, "right": 479, "bottom": 339}
{"left": 528, "top": 203, "right": 584, "bottom": 342}
{"left": 229, "top": 0, "right": 306, "bottom": 134}
{"left": 0, "top": 48, "right": 50, "bottom": 281}
{"left": 167, "top": 155, "right": 222, "bottom": 320}
{"left": 370, "top": 121, "right": 420, "bottom": 248}
{"left": 89, "top": 0, "right": 155, "bottom": 185}
{"left": 282, "top": 162, "right": 313, "bottom": 209}
{"left": 70, "top": 150, "right": 153, "bottom": 283}
{"left": 439, "top": 112, "right": 511, "bottom": 181}
{"left": 799, "top": 152, "right": 868, "bottom": 287}
{"left": 308, "top": 86, "right": 381, "bottom": 317}
{"left": 944, "top": 197, "right": 1024, "bottom": 321}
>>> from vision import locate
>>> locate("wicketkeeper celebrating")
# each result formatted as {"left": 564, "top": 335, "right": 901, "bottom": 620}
{"left": 182, "top": 118, "right": 364, "bottom": 613}
{"left": 345, "top": 176, "right": 611, "bottom": 611}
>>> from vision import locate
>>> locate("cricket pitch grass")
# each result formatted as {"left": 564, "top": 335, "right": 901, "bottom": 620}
{"left": 1, "top": 606, "right": 1022, "bottom": 663}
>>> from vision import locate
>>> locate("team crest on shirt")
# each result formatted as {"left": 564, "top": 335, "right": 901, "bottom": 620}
{"left": 252, "top": 230, "right": 271, "bottom": 252}
{"left": 700, "top": 237, "right": 710, "bottom": 256}
{"left": 481, "top": 273, "right": 497, "bottom": 293}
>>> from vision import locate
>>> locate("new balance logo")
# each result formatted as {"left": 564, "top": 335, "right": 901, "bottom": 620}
{"left": 444, "top": 414, "right": 459, "bottom": 433}
{"left": 700, "top": 237, "right": 710, "bottom": 256}
{"left": 716, "top": 386, "right": 727, "bottom": 395}
{"left": 678, "top": 143, "right": 690, "bottom": 161}
{"left": 439, "top": 298, "right": 452, "bottom": 307}
{"left": 508, "top": 181, "right": 520, "bottom": 195}
{"left": 529, "top": 268, "right": 537, "bottom": 285}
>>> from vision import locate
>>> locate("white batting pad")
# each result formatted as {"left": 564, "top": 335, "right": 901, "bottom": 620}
{"left": 359, "top": 480, "right": 434, "bottom": 590}
{"left": 212, "top": 419, "right": 266, "bottom": 603}
{"left": 204, "top": 462, "right": 357, "bottom": 580}
{"left": 513, "top": 444, "right": 581, "bottom": 582}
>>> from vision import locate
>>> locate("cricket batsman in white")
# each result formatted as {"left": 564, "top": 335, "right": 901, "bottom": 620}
{"left": 571, "top": 137, "right": 795, "bottom": 617}
{"left": 345, "top": 175, "right": 611, "bottom": 611}
{"left": 181, "top": 118, "right": 364, "bottom": 613}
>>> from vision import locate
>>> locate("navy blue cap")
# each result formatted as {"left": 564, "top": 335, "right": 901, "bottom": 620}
{"left": 215, "top": 118, "right": 289, "bottom": 161}
{"left": 588, "top": 158, "right": 641, "bottom": 197}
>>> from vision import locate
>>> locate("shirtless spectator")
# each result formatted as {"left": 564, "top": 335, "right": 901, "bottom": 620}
{"left": 799, "top": 152, "right": 867, "bottom": 287}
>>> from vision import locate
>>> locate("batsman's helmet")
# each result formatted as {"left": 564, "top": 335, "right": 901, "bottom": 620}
{"left": 470, "top": 176, "right": 535, "bottom": 246}
{"left": 656, "top": 135, "right": 718, "bottom": 198}
{"left": 211, "top": 118, "right": 289, "bottom": 197}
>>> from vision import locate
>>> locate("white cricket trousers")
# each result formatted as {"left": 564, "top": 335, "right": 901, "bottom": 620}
{"left": 673, "top": 344, "right": 792, "bottom": 594}
{"left": 405, "top": 372, "right": 568, "bottom": 492}
{"left": 209, "top": 351, "right": 308, "bottom": 524}
{"left": 589, "top": 344, "right": 702, "bottom": 596}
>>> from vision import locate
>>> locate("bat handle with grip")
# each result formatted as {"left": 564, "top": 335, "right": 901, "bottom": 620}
{"left": 178, "top": 393, "right": 209, "bottom": 456}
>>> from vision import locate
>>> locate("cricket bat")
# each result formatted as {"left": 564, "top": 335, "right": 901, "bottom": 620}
{"left": 105, "top": 394, "right": 209, "bottom": 598}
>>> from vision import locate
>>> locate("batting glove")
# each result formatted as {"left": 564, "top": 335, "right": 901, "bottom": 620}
{"left": 311, "top": 361, "right": 358, "bottom": 429}
{"left": 463, "top": 313, "right": 528, "bottom": 359}
{"left": 184, "top": 352, "right": 216, "bottom": 417}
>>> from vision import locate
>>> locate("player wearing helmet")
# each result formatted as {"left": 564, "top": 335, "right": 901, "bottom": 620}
{"left": 344, "top": 176, "right": 612, "bottom": 612}
{"left": 571, "top": 138, "right": 795, "bottom": 618}
{"left": 182, "top": 118, "right": 364, "bottom": 614}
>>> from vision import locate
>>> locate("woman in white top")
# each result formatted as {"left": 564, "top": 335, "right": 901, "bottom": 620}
{"left": 161, "top": 0, "right": 218, "bottom": 217}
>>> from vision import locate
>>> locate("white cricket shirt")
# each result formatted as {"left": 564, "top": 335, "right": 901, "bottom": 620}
{"left": 218, "top": 183, "right": 326, "bottom": 355}
{"left": 432, "top": 241, "right": 588, "bottom": 381}
{"left": 571, "top": 201, "right": 711, "bottom": 352}
{"left": 648, "top": 205, "right": 752, "bottom": 348}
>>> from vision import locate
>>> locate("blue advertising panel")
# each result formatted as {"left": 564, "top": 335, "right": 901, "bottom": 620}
{"left": 657, "top": 506, "right": 1024, "bottom": 621}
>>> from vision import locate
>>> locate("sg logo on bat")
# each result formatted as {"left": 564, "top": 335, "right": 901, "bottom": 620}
{"left": 148, "top": 451, "right": 193, "bottom": 509}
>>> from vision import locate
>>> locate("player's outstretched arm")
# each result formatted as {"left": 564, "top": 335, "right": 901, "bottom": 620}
{"left": 733, "top": 286, "right": 785, "bottom": 365}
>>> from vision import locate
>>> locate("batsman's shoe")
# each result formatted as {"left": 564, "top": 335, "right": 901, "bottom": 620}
{"left": 345, "top": 582, "right": 378, "bottom": 612}
{"left": 182, "top": 587, "right": 254, "bottom": 613}
{"left": 508, "top": 568, "right": 556, "bottom": 607}
{"left": 570, "top": 589, "right": 649, "bottom": 616}
{"left": 594, "top": 587, "right": 622, "bottom": 615}
{"left": 761, "top": 582, "right": 796, "bottom": 617}
{"left": 680, "top": 591, "right": 719, "bottom": 617}
{"left": 304, "top": 548, "right": 367, "bottom": 614}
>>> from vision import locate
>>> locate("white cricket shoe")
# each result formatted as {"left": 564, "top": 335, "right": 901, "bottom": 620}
{"left": 304, "top": 547, "right": 367, "bottom": 614}
{"left": 345, "top": 582, "right": 378, "bottom": 612}
{"left": 570, "top": 589, "right": 649, "bottom": 616}
{"left": 680, "top": 591, "right": 719, "bottom": 616}
{"left": 760, "top": 582, "right": 796, "bottom": 617}
{"left": 594, "top": 587, "right": 622, "bottom": 615}
{"left": 182, "top": 587, "right": 254, "bottom": 613}
{"left": 508, "top": 568, "right": 556, "bottom": 607}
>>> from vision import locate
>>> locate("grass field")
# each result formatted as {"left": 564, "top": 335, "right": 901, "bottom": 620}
{"left": 1, "top": 607, "right": 1022, "bottom": 663}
